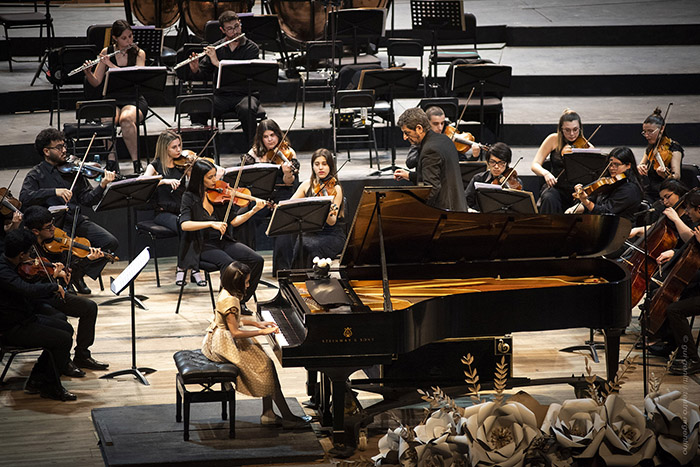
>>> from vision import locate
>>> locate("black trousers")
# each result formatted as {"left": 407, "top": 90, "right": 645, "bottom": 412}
{"left": 2, "top": 314, "right": 73, "bottom": 383}
{"left": 201, "top": 239, "right": 263, "bottom": 303}
{"left": 214, "top": 93, "right": 260, "bottom": 146}
{"left": 666, "top": 295, "right": 700, "bottom": 362}
{"left": 36, "top": 293, "right": 98, "bottom": 360}
{"left": 537, "top": 185, "right": 576, "bottom": 214}
{"left": 66, "top": 218, "right": 120, "bottom": 280}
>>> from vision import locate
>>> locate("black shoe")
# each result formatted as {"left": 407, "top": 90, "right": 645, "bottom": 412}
{"left": 74, "top": 355, "right": 109, "bottom": 371}
{"left": 669, "top": 360, "right": 700, "bottom": 376}
{"left": 647, "top": 343, "right": 674, "bottom": 358}
{"left": 40, "top": 384, "right": 77, "bottom": 401}
{"left": 72, "top": 277, "right": 92, "bottom": 295}
{"left": 24, "top": 376, "right": 44, "bottom": 394}
{"left": 62, "top": 361, "right": 86, "bottom": 378}
{"left": 133, "top": 160, "right": 144, "bottom": 174}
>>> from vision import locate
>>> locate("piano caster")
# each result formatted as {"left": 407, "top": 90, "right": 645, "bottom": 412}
{"left": 357, "top": 428, "right": 368, "bottom": 451}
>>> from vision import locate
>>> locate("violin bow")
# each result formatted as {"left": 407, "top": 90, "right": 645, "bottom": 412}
{"left": 499, "top": 157, "right": 522, "bottom": 189}
{"left": 31, "top": 244, "right": 65, "bottom": 300}
{"left": 271, "top": 117, "right": 297, "bottom": 166}
{"left": 65, "top": 205, "right": 81, "bottom": 270}
{"left": 0, "top": 169, "right": 20, "bottom": 209}
{"left": 450, "top": 87, "right": 474, "bottom": 141}
{"left": 315, "top": 159, "right": 348, "bottom": 196}
{"left": 584, "top": 125, "right": 602, "bottom": 145}
{"left": 648, "top": 102, "right": 673, "bottom": 173}
{"left": 69, "top": 133, "right": 97, "bottom": 192}
{"left": 220, "top": 155, "right": 247, "bottom": 240}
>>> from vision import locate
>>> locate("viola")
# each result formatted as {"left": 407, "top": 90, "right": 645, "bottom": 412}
{"left": 42, "top": 226, "right": 119, "bottom": 263}
{"left": 0, "top": 187, "right": 22, "bottom": 216}
{"left": 646, "top": 135, "right": 674, "bottom": 177}
{"left": 443, "top": 126, "right": 485, "bottom": 154}
{"left": 57, "top": 158, "right": 124, "bottom": 181}
{"left": 206, "top": 180, "right": 270, "bottom": 207}
{"left": 492, "top": 168, "right": 523, "bottom": 191}
{"left": 18, "top": 256, "right": 57, "bottom": 282}
{"left": 579, "top": 173, "right": 627, "bottom": 197}
{"left": 313, "top": 176, "right": 337, "bottom": 197}
{"left": 264, "top": 141, "right": 299, "bottom": 174}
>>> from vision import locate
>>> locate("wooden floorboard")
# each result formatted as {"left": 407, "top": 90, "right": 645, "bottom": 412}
{"left": 1, "top": 255, "right": 699, "bottom": 466}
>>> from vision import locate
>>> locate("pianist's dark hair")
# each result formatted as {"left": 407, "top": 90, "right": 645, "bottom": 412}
{"left": 397, "top": 107, "right": 430, "bottom": 131}
{"left": 486, "top": 142, "right": 512, "bottom": 164}
{"left": 34, "top": 127, "right": 65, "bottom": 156}
{"left": 187, "top": 158, "right": 217, "bottom": 199}
{"left": 608, "top": 146, "right": 643, "bottom": 190}
{"left": 220, "top": 261, "right": 251, "bottom": 299}
{"left": 658, "top": 178, "right": 689, "bottom": 198}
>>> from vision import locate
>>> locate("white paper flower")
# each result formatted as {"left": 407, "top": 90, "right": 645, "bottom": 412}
{"left": 414, "top": 410, "right": 457, "bottom": 444}
{"left": 373, "top": 426, "right": 413, "bottom": 465}
{"left": 414, "top": 433, "right": 462, "bottom": 466}
{"left": 459, "top": 401, "right": 541, "bottom": 467}
{"left": 598, "top": 394, "right": 656, "bottom": 466}
{"left": 644, "top": 390, "right": 700, "bottom": 465}
{"left": 541, "top": 398, "right": 606, "bottom": 459}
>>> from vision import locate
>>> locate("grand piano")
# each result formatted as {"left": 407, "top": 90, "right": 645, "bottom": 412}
{"left": 260, "top": 187, "right": 632, "bottom": 444}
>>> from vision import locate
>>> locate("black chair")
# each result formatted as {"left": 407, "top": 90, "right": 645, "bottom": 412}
{"left": 63, "top": 99, "right": 118, "bottom": 162}
{"left": 175, "top": 94, "right": 218, "bottom": 162}
{"left": 174, "top": 43, "right": 208, "bottom": 95}
{"left": 387, "top": 38, "right": 426, "bottom": 96}
{"left": 418, "top": 97, "right": 459, "bottom": 122}
{"left": 240, "top": 14, "right": 289, "bottom": 66}
{"left": 135, "top": 215, "right": 179, "bottom": 288}
{"left": 681, "top": 163, "right": 700, "bottom": 189}
{"left": 0, "top": 337, "right": 44, "bottom": 385}
{"left": 429, "top": 12, "right": 479, "bottom": 83}
{"left": 86, "top": 24, "right": 111, "bottom": 52}
{"left": 334, "top": 90, "right": 379, "bottom": 165}
{"left": 175, "top": 261, "right": 219, "bottom": 314}
{"left": 300, "top": 40, "right": 343, "bottom": 128}
{"left": 0, "top": 0, "right": 53, "bottom": 72}
{"left": 47, "top": 45, "right": 96, "bottom": 127}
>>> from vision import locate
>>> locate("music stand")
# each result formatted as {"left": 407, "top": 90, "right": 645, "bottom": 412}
{"left": 217, "top": 60, "right": 278, "bottom": 145}
{"left": 329, "top": 8, "right": 386, "bottom": 65}
{"left": 223, "top": 163, "right": 279, "bottom": 200}
{"left": 104, "top": 66, "right": 168, "bottom": 163}
{"left": 359, "top": 68, "right": 422, "bottom": 174}
{"left": 477, "top": 188, "right": 537, "bottom": 214}
{"left": 100, "top": 247, "right": 154, "bottom": 385}
{"left": 451, "top": 64, "right": 512, "bottom": 141}
{"left": 460, "top": 161, "right": 487, "bottom": 189}
{"left": 94, "top": 175, "right": 162, "bottom": 309}
{"left": 46, "top": 45, "right": 96, "bottom": 127}
{"left": 266, "top": 197, "right": 333, "bottom": 268}
{"left": 562, "top": 151, "right": 608, "bottom": 187}
{"left": 240, "top": 14, "right": 289, "bottom": 66}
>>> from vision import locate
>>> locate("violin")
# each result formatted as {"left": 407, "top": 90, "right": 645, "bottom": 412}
{"left": 172, "top": 149, "right": 198, "bottom": 169}
{"left": 206, "top": 180, "right": 271, "bottom": 208}
{"left": 492, "top": 168, "right": 523, "bottom": 190}
{"left": 42, "top": 226, "right": 119, "bottom": 263}
{"left": 264, "top": 141, "right": 299, "bottom": 174}
{"left": 443, "top": 126, "right": 485, "bottom": 154}
{"left": 18, "top": 256, "right": 57, "bottom": 282}
{"left": 578, "top": 173, "right": 627, "bottom": 197}
{"left": 57, "top": 158, "right": 124, "bottom": 181}
{"left": 646, "top": 135, "right": 674, "bottom": 177}
{"left": 0, "top": 187, "right": 22, "bottom": 216}
{"left": 313, "top": 176, "right": 337, "bottom": 197}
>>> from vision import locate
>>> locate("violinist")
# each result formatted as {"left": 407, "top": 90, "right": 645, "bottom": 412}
{"left": 531, "top": 109, "right": 593, "bottom": 213}
{"left": 566, "top": 147, "right": 643, "bottom": 221}
{"left": 638, "top": 107, "right": 684, "bottom": 202}
{"left": 628, "top": 179, "right": 692, "bottom": 241}
{"left": 247, "top": 119, "right": 299, "bottom": 273}
{"left": 20, "top": 128, "right": 119, "bottom": 295}
{"left": 0, "top": 189, "right": 22, "bottom": 254}
{"left": 142, "top": 130, "right": 206, "bottom": 287}
{"left": 82, "top": 20, "right": 147, "bottom": 174}
{"left": 465, "top": 143, "right": 522, "bottom": 211}
{"left": 188, "top": 11, "right": 260, "bottom": 145}
{"left": 0, "top": 229, "right": 77, "bottom": 401}
{"left": 22, "top": 206, "right": 109, "bottom": 373}
{"left": 290, "top": 149, "right": 345, "bottom": 268}
{"left": 180, "top": 159, "right": 264, "bottom": 313}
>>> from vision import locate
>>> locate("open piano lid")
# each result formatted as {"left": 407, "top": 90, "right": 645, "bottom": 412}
{"left": 340, "top": 187, "right": 631, "bottom": 268}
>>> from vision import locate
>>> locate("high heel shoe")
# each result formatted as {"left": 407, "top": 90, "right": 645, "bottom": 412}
{"left": 175, "top": 269, "right": 186, "bottom": 286}
{"left": 133, "top": 160, "right": 144, "bottom": 174}
{"left": 191, "top": 271, "right": 207, "bottom": 287}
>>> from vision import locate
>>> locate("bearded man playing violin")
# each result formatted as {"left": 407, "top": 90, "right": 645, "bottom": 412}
{"left": 20, "top": 128, "right": 119, "bottom": 295}
{"left": 465, "top": 143, "right": 522, "bottom": 211}
{"left": 21, "top": 205, "right": 109, "bottom": 373}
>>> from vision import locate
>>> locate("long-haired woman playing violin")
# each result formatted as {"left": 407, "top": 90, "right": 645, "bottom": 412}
{"left": 638, "top": 107, "right": 684, "bottom": 202}
{"left": 142, "top": 130, "right": 206, "bottom": 287}
{"left": 531, "top": 109, "right": 593, "bottom": 213}
{"left": 82, "top": 20, "right": 147, "bottom": 174}
{"left": 180, "top": 159, "right": 265, "bottom": 311}
{"left": 290, "top": 149, "right": 345, "bottom": 268}
{"left": 566, "top": 147, "right": 643, "bottom": 221}
{"left": 465, "top": 143, "right": 522, "bottom": 211}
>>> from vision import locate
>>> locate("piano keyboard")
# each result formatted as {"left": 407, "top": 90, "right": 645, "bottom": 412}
{"left": 261, "top": 309, "right": 289, "bottom": 347}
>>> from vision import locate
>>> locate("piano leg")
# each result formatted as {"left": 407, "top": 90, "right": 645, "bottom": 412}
{"left": 603, "top": 328, "right": 623, "bottom": 380}
{"left": 317, "top": 368, "right": 357, "bottom": 446}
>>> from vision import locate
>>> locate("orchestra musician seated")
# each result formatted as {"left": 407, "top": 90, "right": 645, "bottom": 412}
{"left": 638, "top": 107, "right": 684, "bottom": 202}
{"left": 465, "top": 142, "right": 523, "bottom": 211}
{"left": 628, "top": 179, "right": 691, "bottom": 241}
{"left": 565, "top": 147, "right": 643, "bottom": 221}
{"left": 82, "top": 20, "right": 148, "bottom": 174}
{"left": 289, "top": 149, "right": 345, "bottom": 268}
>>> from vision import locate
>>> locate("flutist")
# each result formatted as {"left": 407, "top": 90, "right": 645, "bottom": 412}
{"left": 188, "top": 11, "right": 260, "bottom": 147}
{"left": 82, "top": 20, "right": 147, "bottom": 174}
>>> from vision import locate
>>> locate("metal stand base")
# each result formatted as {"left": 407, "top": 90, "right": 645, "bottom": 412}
{"left": 100, "top": 367, "right": 156, "bottom": 386}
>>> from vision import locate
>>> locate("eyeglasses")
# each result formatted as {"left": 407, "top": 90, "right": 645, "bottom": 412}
{"left": 488, "top": 160, "right": 506, "bottom": 167}
{"left": 41, "top": 222, "right": 55, "bottom": 231}
{"left": 561, "top": 128, "right": 580, "bottom": 134}
{"left": 222, "top": 23, "right": 241, "bottom": 32}
{"left": 46, "top": 144, "right": 66, "bottom": 151}
{"left": 641, "top": 129, "right": 659, "bottom": 136}
{"left": 608, "top": 162, "right": 628, "bottom": 168}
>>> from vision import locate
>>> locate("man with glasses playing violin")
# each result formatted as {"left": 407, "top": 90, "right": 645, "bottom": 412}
{"left": 465, "top": 143, "right": 522, "bottom": 211}
{"left": 19, "top": 128, "right": 119, "bottom": 295}
{"left": 20, "top": 205, "right": 109, "bottom": 373}
{"left": 188, "top": 11, "right": 261, "bottom": 146}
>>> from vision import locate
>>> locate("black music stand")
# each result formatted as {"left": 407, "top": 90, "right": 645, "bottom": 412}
{"left": 240, "top": 14, "right": 289, "bottom": 66}
{"left": 460, "top": 161, "right": 487, "bottom": 188}
{"left": 217, "top": 60, "right": 278, "bottom": 145}
{"left": 100, "top": 247, "right": 155, "bottom": 385}
{"left": 131, "top": 27, "right": 171, "bottom": 127}
{"left": 451, "top": 64, "right": 512, "bottom": 141}
{"left": 103, "top": 66, "right": 168, "bottom": 164}
{"left": 562, "top": 151, "right": 608, "bottom": 187}
{"left": 46, "top": 45, "right": 96, "bottom": 127}
{"left": 329, "top": 8, "right": 386, "bottom": 65}
{"left": 94, "top": 176, "right": 161, "bottom": 309}
{"left": 266, "top": 197, "right": 333, "bottom": 268}
{"left": 359, "top": 68, "right": 422, "bottom": 174}
{"left": 223, "top": 163, "right": 278, "bottom": 199}
{"left": 476, "top": 188, "right": 537, "bottom": 214}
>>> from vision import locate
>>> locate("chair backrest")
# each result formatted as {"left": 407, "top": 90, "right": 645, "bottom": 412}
{"left": 418, "top": 97, "right": 459, "bottom": 121}
{"left": 681, "top": 163, "right": 700, "bottom": 189}
{"left": 336, "top": 89, "right": 375, "bottom": 110}
{"left": 176, "top": 94, "right": 214, "bottom": 129}
{"left": 175, "top": 43, "right": 207, "bottom": 82}
{"left": 387, "top": 39, "right": 424, "bottom": 59}
{"left": 47, "top": 45, "right": 96, "bottom": 86}
{"left": 304, "top": 40, "right": 343, "bottom": 64}
{"left": 86, "top": 24, "right": 112, "bottom": 51}
{"left": 205, "top": 20, "right": 224, "bottom": 44}
{"left": 76, "top": 99, "right": 117, "bottom": 123}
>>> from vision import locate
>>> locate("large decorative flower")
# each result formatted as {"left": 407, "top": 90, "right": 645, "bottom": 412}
{"left": 373, "top": 425, "right": 414, "bottom": 466}
{"left": 644, "top": 390, "right": 700, "bottom": 465}
{"left": 541, "top": 398, "right": 606, "bottom": 459}
{"left": 459, "top": 401, "right": 541, "bottom": 467}
{"left": 414, "top": 410, "right": 457, "bottom": 444}
{"left": 414, "top": 433, "right": 463, "bottom": 466}
{"left": 598, "top": 394, "right": 656, "bottom": 466}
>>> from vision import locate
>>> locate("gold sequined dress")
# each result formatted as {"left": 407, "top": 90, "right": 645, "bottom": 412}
{"left": 201, "top": 290, "right": 276, "bottom": 397}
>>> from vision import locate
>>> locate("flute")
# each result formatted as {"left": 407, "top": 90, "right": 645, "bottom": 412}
{"left": 173, "top": 33, "right": 245, "bottom": 70}
{"left": 68, "top": 43, "right": 138, "bottom": 76}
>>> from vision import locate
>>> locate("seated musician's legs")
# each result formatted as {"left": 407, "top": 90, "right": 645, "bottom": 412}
{"left": 666, "top": 296, "right": 700, "bottom": 364}
{"left": 272, "top": 233, "right": 295, "bottom": 276}
{"left": 233, "top": 95, "right": 260, "bottom": 147}
{"left": 154, "top": 212, "right": 192, "bottom": 281}
{"left": 73, "top": 219, "right": 119, "bottom": 281}
{"left": 221, "top": 241, "right": 263, "bottom": 303}
{"left": 46, "top": 293, "right": 101, "bottom": 366}
{"left": 538, "top": 186, "right": 571, "bottom": 214}
{"left": 118, "top": 104, "right": 144, "bottom": 173}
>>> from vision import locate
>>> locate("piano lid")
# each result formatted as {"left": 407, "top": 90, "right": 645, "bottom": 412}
{"left": 340, "top": 187, "right": 631, "bottom": 268}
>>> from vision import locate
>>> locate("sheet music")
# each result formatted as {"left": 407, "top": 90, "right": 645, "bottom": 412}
{"left": 216, "top": 59, "right": 277, "bottom": 89}
{"left": 224, "top": 163, "right": 278, "bottom": 174}
{"left": 474, "top": 182, "right": 502, "bottom": 191}
{"left": 278, "top": 196, "right": 334, "bottom": 206}
{"left": 93, "top": 175, "right": 161, "bottom": 211}
{"left": 570, "top": 148, "right": 602, "bottom": 154}
{"left": 110, "top": 247, "right": 150, "bottom": 296}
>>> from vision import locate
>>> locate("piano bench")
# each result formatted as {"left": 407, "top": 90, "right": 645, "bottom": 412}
{"left": 173, "top": 349, "right": 240, "bottom": 441}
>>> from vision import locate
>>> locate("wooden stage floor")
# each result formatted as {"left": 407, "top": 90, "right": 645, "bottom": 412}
{"left": 1, "top": 256, "right": 698, "bottom": 466}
